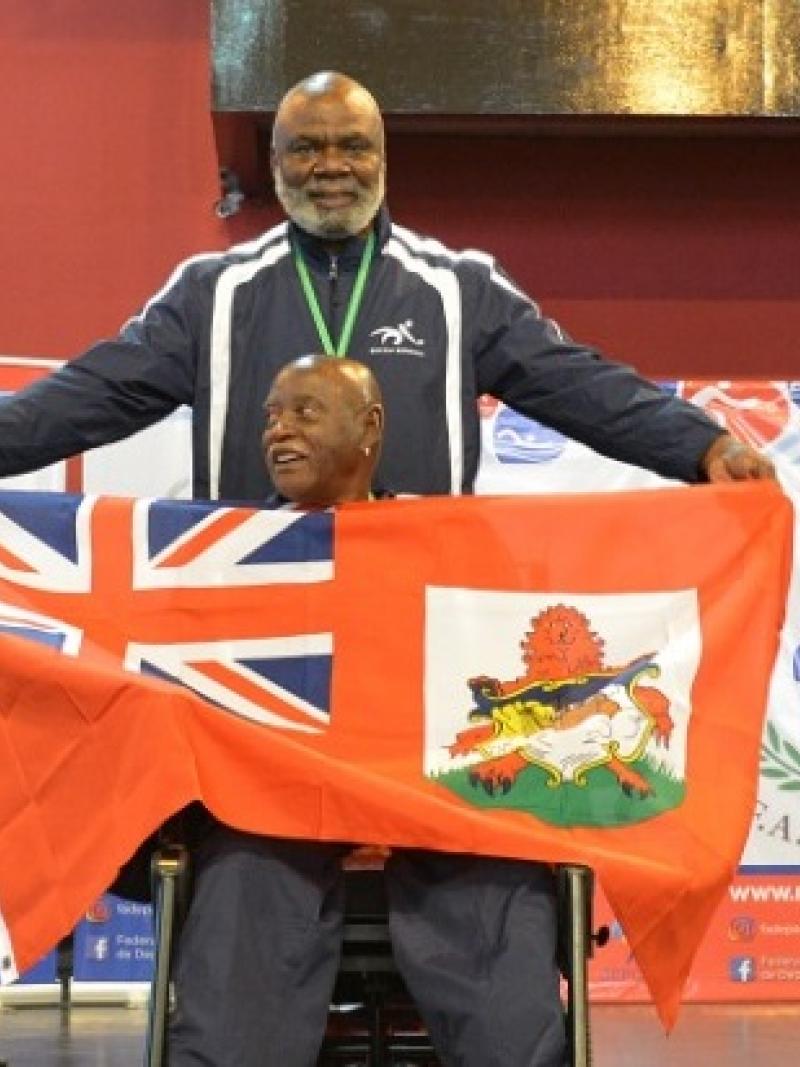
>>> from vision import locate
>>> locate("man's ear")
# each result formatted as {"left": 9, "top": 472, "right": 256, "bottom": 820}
{"left": 362, "top": 403, "right": 384, "bottom": 452}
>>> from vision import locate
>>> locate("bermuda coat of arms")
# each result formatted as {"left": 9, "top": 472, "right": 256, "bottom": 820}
{"left": 426, "top": 595, "right": 696, "bottom": 828}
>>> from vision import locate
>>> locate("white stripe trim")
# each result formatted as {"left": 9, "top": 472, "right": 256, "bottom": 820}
{"left": 392, "top": 224, "right": 531, "bottom": 301}
{"left": 384, "top": 236, "right": 463, "bottom": 494}
{"left": 124, "top": 222, "right": 289, "bottom": 330}
{"left": 125, "top": 253, "right": 227, "bottom": 330}
{"left": 225, "top": 220, "right": 290, "bottom": 257}
{"left": 208, "top": 237, "right": 291, "bottom": 499}
{"left": 391, "top": 224, "right": 565, "bottom": 340}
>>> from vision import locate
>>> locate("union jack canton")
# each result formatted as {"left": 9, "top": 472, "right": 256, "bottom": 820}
{"left": 0, "top": 491, "right": 334, "bottom": 733}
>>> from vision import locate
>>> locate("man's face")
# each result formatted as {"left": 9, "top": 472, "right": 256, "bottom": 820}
{"left": 271, "top": 86, "right": 385, "bottom": 239}
{"left": 262, "top": 366, "right": 368, "bottom": 506}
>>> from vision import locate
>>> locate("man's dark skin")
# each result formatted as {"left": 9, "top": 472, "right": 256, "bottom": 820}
{"left": 262, "top": 355, "right": 384, "bottom": 507}
{"left": 271, "top": 73, "right": 385, "bottom": 245}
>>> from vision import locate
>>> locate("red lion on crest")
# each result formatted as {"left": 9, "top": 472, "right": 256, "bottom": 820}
{"left": 450, "top": 605, "right": 673, "bottom": 797}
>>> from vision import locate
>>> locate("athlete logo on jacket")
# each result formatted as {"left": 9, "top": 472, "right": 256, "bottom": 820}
{"left": 369, "top": 319, "right": 425, "bottom": 356}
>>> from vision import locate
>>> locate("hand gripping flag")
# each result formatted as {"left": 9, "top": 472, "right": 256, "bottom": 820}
{"left": 0, "top": 483, "right": 792, "bottom": 1028}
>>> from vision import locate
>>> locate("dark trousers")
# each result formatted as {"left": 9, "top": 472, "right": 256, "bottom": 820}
{"left": 167, "top": 825, "right": 566, "bottom": 1067}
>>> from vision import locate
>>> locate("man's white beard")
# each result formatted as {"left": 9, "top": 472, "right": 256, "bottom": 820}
{"left": 274, "top": 169, "right": 385, "bottom": 239}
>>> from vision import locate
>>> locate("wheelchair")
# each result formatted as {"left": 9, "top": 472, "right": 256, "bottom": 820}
{"left": 145, "top": 836, "right": 608, "bottom": 1067}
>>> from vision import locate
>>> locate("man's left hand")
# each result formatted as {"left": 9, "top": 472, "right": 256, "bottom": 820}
{"left": 701, "top": 432, "right": 777, "bottom": 483}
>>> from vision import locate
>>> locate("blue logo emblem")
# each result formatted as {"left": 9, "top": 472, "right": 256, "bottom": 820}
{"left": 493, "top": 408, "right": 566, "bottom": 464}
{"left": 729, "top": 956, "right": 757, "bottom": 983}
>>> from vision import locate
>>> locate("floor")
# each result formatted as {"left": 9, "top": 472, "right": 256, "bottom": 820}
{"left": 0, "top": 1003, "right": 797, "bottom": 1065}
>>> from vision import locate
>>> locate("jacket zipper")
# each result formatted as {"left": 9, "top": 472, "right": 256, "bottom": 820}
{"left": 328, "top": 254, "right": 339, "bottom": 346}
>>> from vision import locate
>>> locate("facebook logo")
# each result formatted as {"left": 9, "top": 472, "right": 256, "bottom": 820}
{"left": 86, "top": 935, "right": 109, "bottom": 962}
{"left": 729, "top": 956, "right": 757, "bottom": 983}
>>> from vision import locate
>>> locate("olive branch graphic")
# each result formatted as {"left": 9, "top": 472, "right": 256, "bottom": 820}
{"left": 761, "top": 722, "right": 800, "bottom": 791}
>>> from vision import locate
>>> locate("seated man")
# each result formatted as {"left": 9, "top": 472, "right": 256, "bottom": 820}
{"left": 167, "top": 354, "right": 566, "bottom": 1067}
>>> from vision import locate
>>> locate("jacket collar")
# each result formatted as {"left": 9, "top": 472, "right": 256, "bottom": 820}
{"left": 288, "top": 204, "right": 392, "bottom": 271}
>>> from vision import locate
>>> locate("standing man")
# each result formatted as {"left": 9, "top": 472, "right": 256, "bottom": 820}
{"left": 0, "top": 72, "right": 773, "bottom": 495}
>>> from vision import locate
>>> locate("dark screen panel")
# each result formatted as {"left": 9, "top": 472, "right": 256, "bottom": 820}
{"left": 212, "top": 0, "right": 800, "bottom": 117}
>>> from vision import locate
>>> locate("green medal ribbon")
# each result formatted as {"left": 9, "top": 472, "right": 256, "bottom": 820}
{"left": 292, "top": 230, "right": 375, "bottom": 357}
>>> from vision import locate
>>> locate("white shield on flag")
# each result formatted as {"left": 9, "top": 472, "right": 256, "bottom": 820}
{"left": 424, "top": 587, "right": 701, "bottom": 828}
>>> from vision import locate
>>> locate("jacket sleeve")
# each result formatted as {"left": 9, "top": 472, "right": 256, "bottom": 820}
{"left": 0, "top": 259, "right": 206, "bottom": 477}
{"left": 468, "top": 260, "right": 723, "bottom": 484}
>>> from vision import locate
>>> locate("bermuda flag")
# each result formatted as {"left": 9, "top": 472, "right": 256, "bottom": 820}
{"left": 0, "top": 484, "right": 791, "bottom": 1029}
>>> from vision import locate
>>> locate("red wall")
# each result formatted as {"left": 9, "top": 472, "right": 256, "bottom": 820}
{"left": 0, "top": 3, "right": 798, "bottom": 379}
{"left": 386, "top": 132, "right": 800, "bottom": 379}
{"left": 0, "top": 2, "right": 224, "bottom": 355}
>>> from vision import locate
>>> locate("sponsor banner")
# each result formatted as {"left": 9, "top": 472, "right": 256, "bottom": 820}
{"left": 12, "top": 900, "right": 155, "bottom": 986}
{"left": 0, "top": 357, "right": 192, "bottom": 499}
{"left": 475, "top": 394, "right": 669, "bottom": 495}
{"left": 678, "top": 382, "right": 800, "bottom": 867}
{"left": 73, "top": 895, "right": 155, "bottom": 983}
{"left": 589, "top": 873, "right": 800, "bottom": 1002}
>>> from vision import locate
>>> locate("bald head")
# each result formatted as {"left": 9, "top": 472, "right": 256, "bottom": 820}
{"left": 275, "top": 72, "right": 383, "bottom": 141}
{"left": 271, "top": 72, "right": 386, "bottom": 239}
{"left": 262, "top": 356, "right": 384, "bottom": 507}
